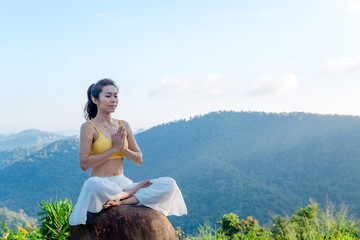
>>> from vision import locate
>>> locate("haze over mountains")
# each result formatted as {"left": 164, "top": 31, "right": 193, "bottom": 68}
{"left": 1, "top": 111, "right": 360, "bottom": 233}
{"left": 0, "top": 129, "right": 77, "bottom": 151}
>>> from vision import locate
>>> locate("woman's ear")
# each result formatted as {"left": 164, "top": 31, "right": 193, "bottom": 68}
{"left": 91, "top": 96, "right": 98, "bottom": 105}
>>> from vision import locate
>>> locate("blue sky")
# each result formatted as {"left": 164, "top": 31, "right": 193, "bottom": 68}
{"left": 1, "top": 0, "right": 360, "bottom": 134}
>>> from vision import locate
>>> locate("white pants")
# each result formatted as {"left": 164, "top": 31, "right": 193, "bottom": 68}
{"left": 69, "top": 174, "right": 187, "bottom": 225}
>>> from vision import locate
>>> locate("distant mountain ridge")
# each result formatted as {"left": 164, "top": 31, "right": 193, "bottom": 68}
{"left": 134, "top": 128, "right": 146, "bottom": 135}
{"left": 1, "top": 111, "right": 360, "bottom": 233}
{"left": 0, "top": 129, "right": 76, "bottom": 151}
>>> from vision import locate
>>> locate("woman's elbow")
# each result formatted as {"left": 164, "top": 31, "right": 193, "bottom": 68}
{"left": 135, "top": 154, "right": 143, "bottom": 166}
{"left": 80, "top": 164, "right": 89, "bottom": 171}
{"left": 79, "top": 158, "right": 89, "bottom": 171}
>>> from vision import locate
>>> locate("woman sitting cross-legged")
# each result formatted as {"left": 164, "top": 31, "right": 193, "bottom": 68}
{"left": 69, "top": 79, "right": 187, "bottom": 226}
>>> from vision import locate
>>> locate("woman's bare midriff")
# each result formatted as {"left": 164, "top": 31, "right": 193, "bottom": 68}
{"left": 89, "top": 158, "right": 124, "bottom": 177}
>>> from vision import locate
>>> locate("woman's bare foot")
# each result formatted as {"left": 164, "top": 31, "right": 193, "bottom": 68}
{"left": 102, "top": 200, "right": 121, "bottom": 210}
{"left": 137, "top": 180, "right": 153, "bottom": 189}
{"left": 124, "top": 180, "right": 153, "bottom": 197}
{"left": 102, "top": 180, "right": 152, "bottom": 210}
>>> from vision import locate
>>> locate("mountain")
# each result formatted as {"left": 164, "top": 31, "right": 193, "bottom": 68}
{"left": 0, "top": 138, "right": 87, "bottom": 217}
{"left": 0, "top": 146, "right": 42, "bottom": 170}
{"left": 1, "top": 111, "right": 360, "bottom": 234}
{"left": 0, "top": 134, "right": 6, "bottom": 142}
{"left": 55, "top": 129, "right": 79, "bottom": 136}
{"left": 0, "top": 207, "right": 37, "bottom": 231}
{"left": 134, "top": 128, "right": 146, "bottom": 135}
{"left": 0, "top": 129, "right": 72, "bottom": 151}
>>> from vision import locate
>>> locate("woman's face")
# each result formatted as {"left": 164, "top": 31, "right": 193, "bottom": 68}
{"left": 94, "top": 85, "right": 118, "bottom": 113}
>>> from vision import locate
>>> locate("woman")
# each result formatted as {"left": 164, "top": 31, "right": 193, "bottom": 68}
{"left": 69, "top": 79, "right": 187, "bottom": 225}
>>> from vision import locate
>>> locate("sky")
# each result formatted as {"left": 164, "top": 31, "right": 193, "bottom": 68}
{"left": 1, "top": 0, "right": 360, "bottom": 134}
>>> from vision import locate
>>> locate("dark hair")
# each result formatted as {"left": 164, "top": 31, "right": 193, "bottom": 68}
{"left": 84, "top": 79, "right": 118, "bottom": 120}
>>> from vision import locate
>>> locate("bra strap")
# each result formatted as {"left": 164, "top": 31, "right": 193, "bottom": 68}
{"left": 88, "top": 120, "right": 102, "bottom": 134}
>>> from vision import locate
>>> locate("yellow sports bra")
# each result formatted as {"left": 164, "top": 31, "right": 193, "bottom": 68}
{"left": 89, "top": 120, "right": 128, "bottom": 159}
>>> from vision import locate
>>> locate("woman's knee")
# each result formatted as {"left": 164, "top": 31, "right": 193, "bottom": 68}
{"left": 162, "top": 177, "right": 178, "bottom": 192}
{"left": 83, "top": 177, "right": 102, "bottom": 193}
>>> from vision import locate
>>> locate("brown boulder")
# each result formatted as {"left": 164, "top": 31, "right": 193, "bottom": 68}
{"left": 70, "top": 206, "right": 179, "bottom": 240}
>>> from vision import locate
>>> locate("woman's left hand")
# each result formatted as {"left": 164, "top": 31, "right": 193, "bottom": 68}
{"left": 119, "top": 125, "right": 127, "bottom": 151}
{"left": 111, "top": 125, "right": 127, "bottom": 151}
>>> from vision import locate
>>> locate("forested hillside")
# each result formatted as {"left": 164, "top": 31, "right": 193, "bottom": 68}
{"left": 0, "top": 146, "right": 41, "bottom": 169}
{"left": 1, "top": 111, "right": 360, "bottom": 233}
{"left": 0, "top": 207, "right": 37, "bottom": 231}
{"left": 0, "top": 129, "right": 73, "bottom": 151}
{"left": 0, "top": 138, "right": 87, "bottom": 219}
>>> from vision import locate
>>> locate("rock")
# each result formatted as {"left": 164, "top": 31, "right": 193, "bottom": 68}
{"left": 70, "top": 206, "right": 179, "bottom": 240}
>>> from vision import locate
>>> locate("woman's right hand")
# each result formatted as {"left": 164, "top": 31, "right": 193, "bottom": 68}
{"left": 111, "top": 125, "right": 126, "bottom": 151}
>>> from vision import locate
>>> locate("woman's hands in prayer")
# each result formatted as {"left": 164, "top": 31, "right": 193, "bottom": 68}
{"left": 111, "top": 125, "right": 127, "bottom": 152}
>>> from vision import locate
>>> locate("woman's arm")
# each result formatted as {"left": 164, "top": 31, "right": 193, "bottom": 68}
{"left": 121, "top": 120, "right": 143, "bottom": 166}
{"left": 78, "top": 122, "right": 123, "bottom": 171}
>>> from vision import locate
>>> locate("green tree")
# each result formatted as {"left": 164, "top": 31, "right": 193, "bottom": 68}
{"left": 238, "top": 216, "right": 265, "bottom": 237}
{"left": 217, "top": 214, "right": 265, "bottom": 239}
{"left": 271, "top": 215, "right": 292, "bottom": 240}
{"left": 290, "top": 202, "right": 320, "bottom": 239}
{"left": 217, "top": 213, "right": 241, "bottom": 237}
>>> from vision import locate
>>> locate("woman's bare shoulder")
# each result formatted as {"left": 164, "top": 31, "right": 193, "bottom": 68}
{"left": 121, "top": 119, "right": 130, "bottom": 127}
{"left": 81, "top": 121, "right": 93, "bottom": 128}
{"left": 80, "top": 121, "right": 95, "bottom": 133}
{"left": 114, "top": 118, "right": 129, "bottom": 127}
{"left": 118, "top": 119, "right": 132, "bottom": 133}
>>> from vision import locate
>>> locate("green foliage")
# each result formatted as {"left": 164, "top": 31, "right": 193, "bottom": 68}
{"left": 271, "top": 215, "right": 292, "bottom": 239}
{"left": 0, "top": 199, "right": 72, "bottom": 239}
{"left": 1, "top": 197, "right": 360, "bottom": 240}
{"left": 217, "top": 213, "right": 241, "bottom": 237}
{"left": 191, "top": 224, "right": 228, "bottom": 240}
{"left": 318, "top": 200, "right": 360, "bottom": 239}
{"left": 0, "top": 208, "right": 37, "bottom": 233}
{"left": 270, "top": 201, "right": 360, "bottom": 240}
{"left": 237, "top": 216, "right": 265, "bottom": 237}
{"left": 37, "top": 198, "right": 72, "bottom": 240}
{"left": 175, "top": 226, "right": 191, "bottom": 240}
{"left": 217, "top": 213, "right": 265, "bottom": 239}
{"left": 290, "top": 201, "right": 321, "bottom": 239}
{"left": 189, "top": 201, "right": 360, "bottom": 240}
{"left": 188, "top": 223, "right": 272, "bottom": 240}
{"left": 0, "top": 222, "right": 42, "bottom": 239}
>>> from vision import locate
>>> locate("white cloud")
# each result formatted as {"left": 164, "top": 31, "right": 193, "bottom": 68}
{"left": 246, "top": 72, "right": 298, "bottom": 95}
{"left": 149, "top": 74, "right": 231, "bottom": 98}
{"left": 320, "top": 58, "right": 360, "bottom": 74}
{"left": 200, "top": 74, "right": 230, "bottom": 96}
{"left": 346, "top": 3, "right": 360, "bottom": 12}
{"left": 149, "top": 76, "right": 193, "bottom": 97}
